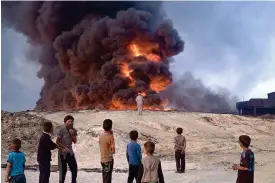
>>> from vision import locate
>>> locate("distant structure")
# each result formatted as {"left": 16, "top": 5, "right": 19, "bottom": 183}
{"left": 236, "top": 92, "right": 275, "bottom": 116}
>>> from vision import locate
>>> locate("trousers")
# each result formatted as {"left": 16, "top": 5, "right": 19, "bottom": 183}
{"left": 137, "top": 105, "right": 143, "bottom": 115}
{"left": 127, "top": 164, "right": 140, "bottom": 183}
{"left": 175, "top": 150, "right": 185, "bottom": 173}
{"left": 101, "top": 159, "right": 114, "bottom": 183}
{"left": 58, "top": 153, "right": 78, "bottom": 183}
{"left": 9, "top": 174, "right": 26, "bottom": 183}
{"left": 39, "top": 161, "right": 51, "bottom": 183}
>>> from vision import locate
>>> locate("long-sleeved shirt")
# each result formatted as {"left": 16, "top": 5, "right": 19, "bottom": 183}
{"left": 126, "top": 141, "right": 142, "bottom": 166}
{"left": 136, "top": 95, "right": 144, "bottom": 106}
{"left": 137, "top": 155, "right": 165, "bottom": 183}
{"left": 37, "top": 132, "right": 58, "bottom": 163}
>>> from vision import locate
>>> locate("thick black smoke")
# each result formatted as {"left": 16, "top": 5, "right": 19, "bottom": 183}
{"left": 2, "top": 1, "right": 236, "bottom": 112}
{"left": 161, "top": 72, "right": 238, "bottom": 113}
{"left": 2, "top": 1, "right": 184, "bottom": 110}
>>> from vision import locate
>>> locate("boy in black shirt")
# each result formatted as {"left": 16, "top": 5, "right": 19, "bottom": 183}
{"left": 37, "top": 121, "right": 62, "bottom": 183}
{"left": 232, "top": 135, "right": 254, "bottom": 183}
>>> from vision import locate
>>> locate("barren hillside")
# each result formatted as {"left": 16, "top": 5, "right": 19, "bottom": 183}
{"left": 1, "top": 110, "right": 275, "bottom": 182}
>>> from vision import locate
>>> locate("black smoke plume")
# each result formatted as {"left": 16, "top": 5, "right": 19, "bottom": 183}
{"left": 2, "top": 1, "right": 236, "bottom": 113}
{"left": 2, "top": 1, "right": 184, "bottom": 110}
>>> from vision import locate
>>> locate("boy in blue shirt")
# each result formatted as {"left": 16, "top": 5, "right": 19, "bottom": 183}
{"left": 5, "top": 138, "right": 26, "bottom": 183}
{"left": 126, "top": 130, "right": 142, "bottom": 183}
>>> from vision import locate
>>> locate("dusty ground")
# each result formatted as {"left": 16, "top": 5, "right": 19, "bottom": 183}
{"left": 1, "top": 110, "right": 275, "bottom": 182}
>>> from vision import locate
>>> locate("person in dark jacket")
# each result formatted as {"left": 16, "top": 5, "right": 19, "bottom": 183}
{"left": 37, "top": 121, "right": 62, "bottom": 183}
{"left": 137, "top": 141, "right": 165, "bottom": 183}
{"left": 126, "top": 130, "right": 142, "bottom": 183}
{"left": 232, "top": 135, "right": 254, "bottom": 183}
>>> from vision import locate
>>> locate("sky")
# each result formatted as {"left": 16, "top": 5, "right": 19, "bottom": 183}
{"left": 1, "top": 1, "right": 275, "bottom": 112}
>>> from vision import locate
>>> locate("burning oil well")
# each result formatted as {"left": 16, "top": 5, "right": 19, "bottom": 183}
{"left": 2, "top": 1, "right": 184, "bottom": 110}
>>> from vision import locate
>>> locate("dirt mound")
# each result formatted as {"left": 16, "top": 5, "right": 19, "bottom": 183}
{"left": 258, "top": 114, "right": 275, "bottom": 121}
{"left": 1, "top": 111, "right": 59, "bottom": 164}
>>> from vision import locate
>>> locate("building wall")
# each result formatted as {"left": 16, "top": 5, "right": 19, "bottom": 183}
{"left": 237, "top": 92, "right": 275, "bottom": 116}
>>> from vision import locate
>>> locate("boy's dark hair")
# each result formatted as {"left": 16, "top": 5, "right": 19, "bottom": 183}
{"left": 176, "top": 127, "right": 183, "bottom": 135}
{"left": 103, "top": 119, "right": 113, "bottom": 131}
{"left": 129, "top": 130, "right": 138, "bottom": 141}
{"left": 64, "top": 115, "right": 74, "bottom": 123}
{"left": 12, "top": 138, "right": 21, "bottom": 151}
{"left": 239, "top": 135, "right": 251, "bottom": 147}
{"left": 144, "top": 141, "right": 155, "bottom": 154}
{"left": 43, "top": 121, "right": 53, "bottom": 133}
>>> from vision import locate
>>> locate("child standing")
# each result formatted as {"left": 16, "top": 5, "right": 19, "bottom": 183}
{"left": 137, "top": 141, "right": 165, "bottom": 183}
{"left": 5, "top": 138, "right": 26, "bottom": 183}
{"left": 232, "top": 135, "right": 255, "bottom": 183}
{"left": 126, "top": 130, "right": 142, "bottom": 183}
{"left": 99, "top": 119, "right": 116, "bottom": 183}
{"left": 174, "top": 127, "right": 186, "bottom": 173}
{"left": 37, "top": 121, "right": 60, "bottom": 183}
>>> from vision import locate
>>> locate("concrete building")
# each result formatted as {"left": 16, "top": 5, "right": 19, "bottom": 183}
{"left": 236, "top": 92, "right": 275, "bottom": 116}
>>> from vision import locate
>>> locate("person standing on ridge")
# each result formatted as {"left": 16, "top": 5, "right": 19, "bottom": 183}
{"left": 136, "top": 93, "right": 144, "bottom": 116}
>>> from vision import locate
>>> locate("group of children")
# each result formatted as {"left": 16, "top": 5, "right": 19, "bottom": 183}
{"left": 5, "top": 115, "right": 255, "bottom": 183}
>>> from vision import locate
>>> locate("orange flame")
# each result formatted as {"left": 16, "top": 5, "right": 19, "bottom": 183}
{"left": 150, "top": 76, "right": 172, "bottom": 93}
{"left": 113, "top": 41, "right": 171, "bottom": 111}
{"left": 141, "top": 92, "right": 146, "bottom": 97}
{"left": 120, "top": 64, "right": 135, "bottom": 86}
{"left": 161, "top": 98, "right": 169, "bottom": 108}
{"left": 130, "top": 44, "right": 141, "bottom": 57}
{"left": 147, "top": 53, "right": 160, "bottom": 62}
{"left": 129, "top": 42, "right": 160, "bottom": 62}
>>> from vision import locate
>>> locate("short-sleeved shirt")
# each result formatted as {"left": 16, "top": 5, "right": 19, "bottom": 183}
{"left": 57, "top": 127, "right": 77, "bottom": 155}
{"left": 7, "top": 151, "right": 26, "bottom": 177}
{"left": 99, "top": 132, "right": 115, "bottom": 163}
{"left": 237, "top": 149, "right": 254, "bottom": 183}
{"left": 174, "top": 135, "right": 186, "bottom": 152}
